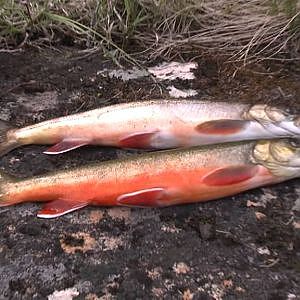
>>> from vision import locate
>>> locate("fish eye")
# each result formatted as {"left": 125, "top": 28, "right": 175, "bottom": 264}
{"left": 288, "top": 139, "right": 300, "bottom": 148}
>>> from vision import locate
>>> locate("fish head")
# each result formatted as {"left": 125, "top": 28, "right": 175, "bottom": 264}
{"left": 252, "top": 139, "right": 300, "bottom": 177}
{"left": 244, "top": 104, "right": 300, "bottom": 135}
{"left": 244, "top": 104, "right": 292, "bottom": 122}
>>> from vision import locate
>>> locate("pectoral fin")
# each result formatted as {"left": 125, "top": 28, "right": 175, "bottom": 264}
{"left": 117, "top": 188, "right": 165, "bottom": 207}
{"left": 196, "top": 120, "right": 247, "bottom": 135}
{"left": 118, "top": 131, "right": 158, "bottom": 149}
{"left": 37, "top": 199, "right": 88, "bottom": 218}
{"left": 203, "top": 165, "right": 258, "bottom": 186}
{"left": 43, "top": 139, "right": 90, "bottom": 154}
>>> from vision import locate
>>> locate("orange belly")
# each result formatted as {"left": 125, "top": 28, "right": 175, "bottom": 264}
{"left": 4, "top": 162, "right": 275, "bottom": 218}
{"left": 50, "top": 165, "right": 273, "bottom": 207}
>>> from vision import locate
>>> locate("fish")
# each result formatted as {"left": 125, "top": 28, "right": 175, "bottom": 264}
{"left": 0, "top": 138, "right": 299, "bottom": 218}
{"left": 0, "top": 100, "right": 300, "bottom": 156}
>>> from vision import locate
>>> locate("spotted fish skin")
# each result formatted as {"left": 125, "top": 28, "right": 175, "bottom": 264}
{"left": 2, "top": 139, "right": 299, "bottom": 218}
{"left": 1, "top": 100, "right": 300, "bottom": 156}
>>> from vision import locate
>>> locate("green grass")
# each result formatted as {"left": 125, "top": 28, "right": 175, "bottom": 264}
{"left": 0, "top": 0, "right": 299, "bottom": 64}
{"left": 269, "top": 0, "right": 300, "bottom": 32}
{"left": 270, "top": 0, "right": 299, "bottom": 16}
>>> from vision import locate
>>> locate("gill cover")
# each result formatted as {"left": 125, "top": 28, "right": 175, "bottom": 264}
{"left": 243, "top": 104, "right": 293, "bottom": 123}
{"left": 243, "top": 104, "right": 300, "bottom": 136}
{"left": 252, "top": 139, "right": 300, "bottom": 178}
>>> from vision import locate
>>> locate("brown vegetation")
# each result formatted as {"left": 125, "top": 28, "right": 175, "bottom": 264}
{"left": 1, "top": 0, "right": 299, "bottom": 64}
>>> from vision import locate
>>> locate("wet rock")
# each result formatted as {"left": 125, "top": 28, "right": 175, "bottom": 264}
{"left": 60, "top": 233, "right": 96, "bottom": 254}
{"left": 9, "top": 278, "right": 27, "bottom": 294}
{"left": 16, "top": 91, "right": 58, "bottom": 112}
{"left": 292, "top": 198, "right": 300, "bottom": 212}
{"left": 220, "top": 232, "right": 242, "bottom": 247}
{"left": 199, "top": 223, "right": 216, "bottom": 241}
{"left": 17, "top": 223, "right": 43, "bottom": 236}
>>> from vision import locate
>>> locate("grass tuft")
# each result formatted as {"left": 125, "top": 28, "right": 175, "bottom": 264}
{"left": 0, "top": 0, "right": 299, "bottom": 64}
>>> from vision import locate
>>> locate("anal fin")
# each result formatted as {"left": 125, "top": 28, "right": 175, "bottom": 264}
{"left": 37, "top": 199, "right": 88, "bottom": 218}
{"left": 117, "top": 188, "right": 165, "bottom": 207}
{"left": 43, "top": 139, "right": 90, "bottom": 154}
{"left": 196, "top": 120, "right": 247, "bottom": 135}
{"left": 118, "top": 131, "right": 158, "bottom": 149}
{"left": 203, "top": 165, "right": 258, "bottom": 186}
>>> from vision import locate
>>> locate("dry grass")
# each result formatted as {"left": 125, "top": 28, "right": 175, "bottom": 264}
{"left": 138, "top": 0, "right": 300, "bottom": 63}
{"left": 0, "top": 0, "right": 299, "bottom": 64}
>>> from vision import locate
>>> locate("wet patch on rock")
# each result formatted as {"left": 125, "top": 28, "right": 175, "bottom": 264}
{"left": 60, "top": 232, "right": 96, "bottom": 254}
{"left": 16, "top": 91, "right": 58, "bottom": 112}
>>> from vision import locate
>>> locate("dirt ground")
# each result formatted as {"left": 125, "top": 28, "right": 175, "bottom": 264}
{"left": 0, "top": 48, "right": 299, "bottom": 300}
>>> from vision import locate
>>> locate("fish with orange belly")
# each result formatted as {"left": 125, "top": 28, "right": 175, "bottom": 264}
{"left": 0, "top": 139, "right": 299, "bottom": 218}
{"left": 1, "top": 100, "right": 300, "bottom": 155}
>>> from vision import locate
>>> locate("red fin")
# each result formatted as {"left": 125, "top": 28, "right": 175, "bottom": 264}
{"left": 43, "top": 139, "right": 89, "bottom": 154}
{"left": 37, "top": 199, "right": 88, "bottom": 218}
{"left": 196, "top": 120, "right": 246, "bottom": 135}
{"left": 117, "top": 188, "right": 165, "bottom": 207}
{"left": 118, "top": 131, "right": 157, "bottom": 149}
{"left": 203, "top": 165, "right": 258, "bottom": 186}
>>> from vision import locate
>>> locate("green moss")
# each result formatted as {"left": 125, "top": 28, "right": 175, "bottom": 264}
{"left": 269, "top": 0, "right": 299, "bottom": 16}
{"left": 269, "top": 0, "right": 300, "bottom": 33}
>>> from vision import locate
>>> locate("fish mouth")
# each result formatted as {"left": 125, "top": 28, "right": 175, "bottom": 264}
{"left": 252, "top": 140, "right": 300, "bottom": 177}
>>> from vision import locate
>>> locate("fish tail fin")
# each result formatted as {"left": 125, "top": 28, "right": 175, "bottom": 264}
{"left": 0, "top": 171, "right": 15, "bottom": 207}
{"left": 0, "top": 120, "right": 20, "bottom": 157}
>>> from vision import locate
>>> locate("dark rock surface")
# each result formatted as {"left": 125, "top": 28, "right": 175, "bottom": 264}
{"left": 0, "top": 49, "right": 299, "bottom": 299}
